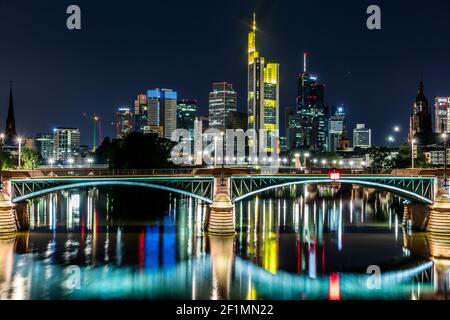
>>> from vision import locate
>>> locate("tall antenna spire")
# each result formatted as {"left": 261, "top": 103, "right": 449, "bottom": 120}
{"left": 303, "top": 52, "right": 308, "bottom": 73}
{"left": 252, "top": 12, "right": 256, "bottom": 31}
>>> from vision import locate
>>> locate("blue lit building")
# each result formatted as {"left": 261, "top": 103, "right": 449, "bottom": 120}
{"left": 147, "top": 89, "right": 178, "bottom": 139}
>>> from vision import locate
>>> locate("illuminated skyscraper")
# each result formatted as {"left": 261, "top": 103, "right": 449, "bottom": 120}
{"left": 247, "top": 14, "right": 280, "bottom": 153}
{"left": 435, "top": 97, "right": 450, "bottom": 133}
{"left": 264, "top": 63, "right": 280, "bottom": 152}
{"left": 353, "top": 124, "right": 372, "bottom": 149}
{"left": 147, "top": 89, "right": 178, "bottom": 139}
{"left": 134, "top": 94, "right": 149, "bottom": 133}
{"left": 208, "top": 82, "right": 237, "bottom": 131}
{"left": 294, "top": 53, "right": 328, "bottom": 151}
{"left": 35, "top": 133, "right": 54, "bottom": 161}
{"left": 53, "top": 127, "right": 80, "bottom": 162}
{"left": 328, "top": 105, "right": 346, "bottom": 152}
{"left": 177, "top": 99, "right": 197, "bottom": 135}
{"left": 115, "top": 107, "right": 133, "bottom": 139}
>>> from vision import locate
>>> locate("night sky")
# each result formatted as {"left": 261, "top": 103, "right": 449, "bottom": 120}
{"left": 1, "top": 0, "right": 450, "bottom": 146}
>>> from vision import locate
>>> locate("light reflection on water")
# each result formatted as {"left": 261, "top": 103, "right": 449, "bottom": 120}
{"left": 0, "top": 185, "right": 448, "bottom": 300}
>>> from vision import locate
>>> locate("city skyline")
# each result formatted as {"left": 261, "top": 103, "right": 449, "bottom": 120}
{"left": 1, "top": 0, "right": 450, "bottom": 146}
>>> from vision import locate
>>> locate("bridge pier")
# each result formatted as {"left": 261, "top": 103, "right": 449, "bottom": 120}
{"left": 427, "top": 194, "right": 450, "bottom": 234}
{"left": 15, "top": 201, "right": 30, "bottom": 231}
{"left": 0, "top": 193, "right": 17, "bottom": 235}
{"left": 402, "top": 203, "right": 430, "bottom": 231}
{"left": 205, "top": 176, "right": 235, "bottom": 236}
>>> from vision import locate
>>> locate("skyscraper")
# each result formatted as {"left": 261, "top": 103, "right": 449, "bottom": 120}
{"left": 53, "top": 127, "right": 80, "bottom": 162}
{"left": 5, "top": 82, "right": 17, "bottom": 146}
{"left": 328, "top": 105, "right": 346, "bottom": 152}
{"left": 263, "top": 63, "right": 280, "bottom": 152}
{"left": 208, "top": 82, "right": 237, "bottom": 131}
{"left": 134, "top": 94, "right": 149, "bottom": 134}
{"left": 209, "top": 82, "right": 237, "bottom": 131}
{"left": 435, "top": 97, "right": 450, "bottom": 133}
{"left": 353, "top": 124, "right": 372, "bottom": 149}
{"left": 147, "top": 89, "right": 178, "bottom": 139}
{"left": 247, "top": 14, "right": 280, "bottom": 152}
{"left": 115, "top": 107, "right": 133, "bottom": 139}
{"left": 294, "top": 53, "right": 328, "bottom": 151}
{"left": 409, "top": 81, "right": 433, "bottom": 143}
{"left": 177, "top": 99, "right": 197, "bottom": 135}
{"left": 35, "top": 133, "right": 54, "bottom": 161}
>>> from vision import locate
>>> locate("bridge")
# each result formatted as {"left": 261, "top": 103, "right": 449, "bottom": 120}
{"left": 0, "top": 167, "right": 445, "bottom": 235}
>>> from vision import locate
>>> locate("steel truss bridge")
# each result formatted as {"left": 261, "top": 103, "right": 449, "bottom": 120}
{"left": 6, "top": 170, "right": 436, "bottom": 205}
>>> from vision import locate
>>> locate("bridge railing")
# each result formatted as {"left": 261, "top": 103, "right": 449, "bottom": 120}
{"left": 3, "top": 168, "right": 197, "bottom": 179}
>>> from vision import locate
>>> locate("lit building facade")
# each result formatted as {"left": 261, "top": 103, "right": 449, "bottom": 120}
{"left": 53, "top": 127, "right": 80, "bottom": 162}
{"left": 294, "top": 53, "right": 328, "bottom": 151}
{"left": 328, "top": 105, "right": 346, "bottom": 152}
{"left": 247, "top": 14, "right": 280, "bottom": 153}
{"left": 177, "top": 99, "right": 197, "bottom": 135}
{"left": 115, "top": 107, "right": 133, "bottom": 139}
{"left": 353, "top": 124, "right": 371, "bottom": 149}
{"left": 147, "top": 89, "right": 178, "bottom": 139}
{"left": 435, "top": 97, "right": 450, "bottom": 133}
{"left": 35, "top": 133, "right": 54, "bottom": 161}
{"left": 208, "top": 82, "right": 237, "bottom": 131}
{"left": 134, "top": 94, "right": 149, "bottom": 134}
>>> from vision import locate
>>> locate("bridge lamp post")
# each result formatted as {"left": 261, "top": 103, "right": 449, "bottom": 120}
{"left": 313, "top": 159, "right": 318, "bottom": 167}
{"left": 68, "top": 158, "right": 75, "bottom": 168}
{"left": 304, "top": 153, "right": 310, "bottom": 168}
{"left": 349, "top": 161, "right": 354, "bottom": 171}
{"left": 442, "top": 133, "right": 448, "bottom": 190}
{"left": 214, "top": 136, "right": 218, "bottom": 167}
{"left": 17, "top": 137, "right": 22, "bottom": 170}
{"left": 411, "top": 139, "right": 416, "bottom": 169}
{"left": 86, "top": 157, "right": 94, "bottom": 168}
{"left": 321, "top": 159, "right": 327, "bottom": 168}
{"left": 48, "top": 158, "right": 55, "bottom": 167}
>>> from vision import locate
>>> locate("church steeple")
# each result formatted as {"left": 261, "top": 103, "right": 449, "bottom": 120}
{"left": 5, "top": 81, "right": 17, "bottom": 144}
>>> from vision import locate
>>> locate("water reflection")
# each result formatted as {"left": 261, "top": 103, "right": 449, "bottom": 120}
{"left": 0, "top": 184, "right": 449, "bottom": 300}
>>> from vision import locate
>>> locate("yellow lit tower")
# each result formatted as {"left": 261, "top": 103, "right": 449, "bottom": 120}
{"left": 247, "top": 13, "right": 265, "bottom": 135}
{"left": 247, "top": 14, "right": 280, "bottom": 154}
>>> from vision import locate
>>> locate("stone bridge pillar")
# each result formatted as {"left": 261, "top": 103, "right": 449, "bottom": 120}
{"left": 0, "top": 175, "right": 30, "bottom": 233}
{"left": 204, "top": 172, "right": 235, "bottom": 236}
{"left": 428, "top": 193, "right": 450, "bottom": 234}
{"left": 0, "top": 193, "right": 17, "bottom": 235}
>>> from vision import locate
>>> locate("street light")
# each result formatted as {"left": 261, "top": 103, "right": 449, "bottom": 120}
{"left": 411, "top": 139, "right": 416, "bottom": 169}
{"left": 394, "top": 126, "right": 400, "bottom": 132}
{"left": 17, "top": 137, "right": 22, "bottom": 170}
{"left": 304, "top": 152, "right": 310, "bottom": 168}
{"left": 68, "top": 158, "right": 75, "bottom": 167}
{"left": 442, "top": 133, "right": 448, "bottom": 189}
{"left": 49, "top": 158, "right": 55, "bottom": 167}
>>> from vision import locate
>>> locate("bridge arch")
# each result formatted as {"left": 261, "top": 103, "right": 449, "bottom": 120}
{"left": 232, "top": 179, "right": 433, "bottom": 204}
{"left": 12, "top": 181, "right": 213, "bottom": 204}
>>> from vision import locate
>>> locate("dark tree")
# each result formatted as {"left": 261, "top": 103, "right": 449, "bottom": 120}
{"left": 96, "top": 132, "right": 176, "bottom": 169}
